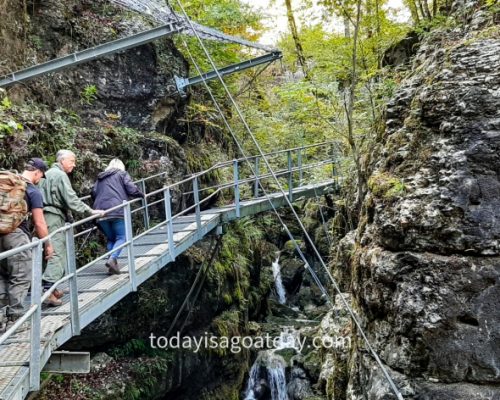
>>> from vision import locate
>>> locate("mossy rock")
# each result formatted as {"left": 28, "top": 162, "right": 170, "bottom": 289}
{"left": 283, "top": 239, "right": 306, "bottom": 255}
{"left": 303, "top": 350, "right": 322, "bottom": 381}
{"left": 368, "top": 171, "right": 406, "bottom": 199}
{"left": 275, "top": 348, "right": 298, "bottom": 365}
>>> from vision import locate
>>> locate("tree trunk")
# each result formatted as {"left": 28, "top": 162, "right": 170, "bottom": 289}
{"left": 375, "top": 0, "right": 382, "bottom": 69}
{"left": 408, "top": 0, "right": 421, "bottom": 24}
{"left": 284, "top": 0, "right": 309, "bottom": 80}
{"left": 344, "top": 15, "right": 351, "bottom": 38}
{"left": 346, "top": 0, "right": 365, "bottom": 210}
{"left": 416, "top": 0, "right": 428, "bottom": 20}
{"left": 422, "top": 0, "right": 432, "bottom": 19}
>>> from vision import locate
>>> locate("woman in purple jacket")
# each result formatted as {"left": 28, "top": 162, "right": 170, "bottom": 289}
{"left": 92, "top": 159, "right": 144, "bottom": 274}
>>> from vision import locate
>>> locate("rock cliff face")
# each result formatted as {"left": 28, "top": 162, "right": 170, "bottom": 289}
{"left": 330, "top": 3, "right": 500, "bottom": 399}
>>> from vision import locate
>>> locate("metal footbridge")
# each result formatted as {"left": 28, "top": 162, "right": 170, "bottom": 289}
{"left": 0, "top": 142, "right": 338, "bottom": 400}
{"left": 0, "top": 0, "right": 279, "bottom": 90}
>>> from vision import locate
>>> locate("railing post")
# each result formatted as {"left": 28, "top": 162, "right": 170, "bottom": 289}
{"left": 139, "top": 179, "right": 150, "bottom": 230}
{"left": 164, "top": 188, "right": 176, "bottom": 260}
{"left": 193, "top": 176, "right": 202, "bottom": 237}
{"left": 254, "top": 156, "right": 260, "bottom": 198}
{"left": 124, "top": 201, "right": 137, "bottom": 291}
{"left": 65, "top": 224, "right": 80, "bottom": 335}
{"left": 297, "top": 149, "right": 303, "bottom": 186}
{"left": 29, "top": 239, "right": 43, "bottom": 391}
{"left": 233, "top": 159, "right": 240, "bottom": 218}
{"left": 287, "top": 150, "right": 293, "bottom": 202}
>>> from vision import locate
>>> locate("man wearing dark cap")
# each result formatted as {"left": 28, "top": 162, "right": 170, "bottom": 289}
{"left": 0, "top": 158, "right": 54, "bottom": 333}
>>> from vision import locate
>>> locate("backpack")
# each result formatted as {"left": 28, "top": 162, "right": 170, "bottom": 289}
{"left": 0, "top": 171, "right": 28, "bottom": 234}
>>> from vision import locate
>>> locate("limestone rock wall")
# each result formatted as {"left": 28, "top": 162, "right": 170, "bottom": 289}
{"left": 330, "top": 4, "right": 500, "bottom": 399}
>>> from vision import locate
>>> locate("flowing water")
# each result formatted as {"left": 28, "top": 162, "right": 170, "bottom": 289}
{"left": 243, "top": 328, "right": 301, "bottom": 400}
{"left": 272, "top": 255, "right": 287, "bottom": 304}
{"left": 244, "top": 353, "right": 288, "bottom": 400}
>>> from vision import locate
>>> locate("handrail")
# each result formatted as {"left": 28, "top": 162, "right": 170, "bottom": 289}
{"left": 78, "top": 141, "right": 334, "bottom": 202}
{"left": 0, "top": 140, "right": 338, "bottom": 393}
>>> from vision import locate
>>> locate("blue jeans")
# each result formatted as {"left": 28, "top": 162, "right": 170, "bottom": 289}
{"left": 98, "top": 219, "right": 126, "bottom": 260}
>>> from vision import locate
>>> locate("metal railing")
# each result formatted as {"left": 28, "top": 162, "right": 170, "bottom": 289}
{"left": 0, "top": 141, "right": 338, "bottom": 394}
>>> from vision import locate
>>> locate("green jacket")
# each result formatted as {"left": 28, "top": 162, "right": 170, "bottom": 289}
{"left": 39, "top": 163, "right": 92, "bottom": 218}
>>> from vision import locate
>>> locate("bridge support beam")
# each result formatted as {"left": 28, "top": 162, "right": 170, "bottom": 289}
{"left": 175, "top": 51, "right": 282, "bottom": 94}
{"left": 43, "top": 352, "right": 90, "bottom": 374}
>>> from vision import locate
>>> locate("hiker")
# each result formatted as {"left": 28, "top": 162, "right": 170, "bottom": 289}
{"left": 39, "top": 150, "right": 103, "bottom": 306}
{"left": 0, "top": 158, "right": 54, "bottom": 333}
{"left": 92, "top": 158, "right": 144, "bottom": 275}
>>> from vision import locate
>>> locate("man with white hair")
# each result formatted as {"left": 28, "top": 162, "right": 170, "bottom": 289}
{"left": 39, "top": 150, "right": 102, "bottom": 306}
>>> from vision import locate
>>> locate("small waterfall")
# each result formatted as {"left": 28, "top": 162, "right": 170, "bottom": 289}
{"left": 243, "top": 328, "right": 300, "bottom": 400}
{"left": 243, "top": 358, "right": 260, "bottom": 400}
{"left": 266, "top": 356, "right": 288, "bottom": 400}
{"left": 272, "top": 254, "right": 287, "bottom": 304}
{"left": 244, "top": 353, "right": 288, "bottom": 400}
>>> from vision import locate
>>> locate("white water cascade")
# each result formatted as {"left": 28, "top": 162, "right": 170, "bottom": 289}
{"left": 243, "top": 353, "right": 288, "bottom": 400}
{"left": 243, "top": 328, "right": 301, "bottom": 400}
{"left": 272, "top": 254, "right": 287, "bottom": 304}
{"left": 266, "top": 355, "right": 288, "bottom": 400}
{"left": 243, "top": 359, "right": 261, "bottom": 400}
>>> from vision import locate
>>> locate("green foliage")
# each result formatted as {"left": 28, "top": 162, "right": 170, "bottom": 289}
{"left": 414, "top": 15, "right": 458, "bottom": 35}
{"left": 172, "top": 0, "right": 263, "bottom": 102}
{"left": 368, "top": 172, "right": 406, "bottom": 199}
{"left": 1, "top": 96, "right": 12, "bottom": 109}
{"left": 203, "top": 217, "right": 271, "bottom": 329}
{"left": 80, "top": 84, "right": 98, "bottom": 105}
{"left": 126, "top": 358, "right": 169, "bottom": 399}
{"left": 29, "top": 34, "right": 43, "bottom": 50}
{"left": 0, "top": 120, "right": 23, "bottom": 138}
{"left": 70, "top": 379, "right": 99, "bottom": 397}
{"left": 229, "top": 1, "right": 409, "bottom": 202}
{"left": 110, "top": 338, "right": 171, "bottom": 358}
{"left": 0, "top": 101, "right": 78, "bottom": 169}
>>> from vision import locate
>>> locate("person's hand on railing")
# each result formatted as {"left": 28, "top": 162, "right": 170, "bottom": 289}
{"left": 90, "top": 209, "right": 106, "bottom": 217}
{"left": 44, "top": 242, "right": 55, "bottom": 260}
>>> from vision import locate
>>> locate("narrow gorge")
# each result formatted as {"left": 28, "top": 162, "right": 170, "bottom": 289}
{"left": 0, "top": 0, "right": 498, "bottom": 399}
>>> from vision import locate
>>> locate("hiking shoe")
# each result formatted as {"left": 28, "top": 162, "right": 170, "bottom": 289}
{"left": 105, "top": 258, "right": 120, "bottom": 275}
{"left": 43, "top": 293, "right": 63, "bottom": 307}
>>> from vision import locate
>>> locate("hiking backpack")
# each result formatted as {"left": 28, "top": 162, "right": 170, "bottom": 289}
{"left": 0, "top": 171, "right": 28, "bottom": 234}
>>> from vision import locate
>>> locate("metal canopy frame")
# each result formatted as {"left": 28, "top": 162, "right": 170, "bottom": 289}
{"left": 174, "top": 51, "right": 283, "bottom": 94}
{"left": 0, "top": 18, "right": 276, "bottom": 88}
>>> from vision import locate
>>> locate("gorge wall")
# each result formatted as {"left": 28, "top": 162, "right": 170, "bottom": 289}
{"left": 328, "top": 2, "right": 500, "bottom": 399}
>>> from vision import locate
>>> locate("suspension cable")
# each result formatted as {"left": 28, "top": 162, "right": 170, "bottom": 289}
{"left": 175, "top": 36, "right": 332, "bottom": 310}
{"left": 165, "top": 235, "right": 221, "bottom": 338}
{"left": 171, "top": 3, "right": 404, "bottom": 398}
{"left": 312, "top": 185, "right": 334, "bottom": 248}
